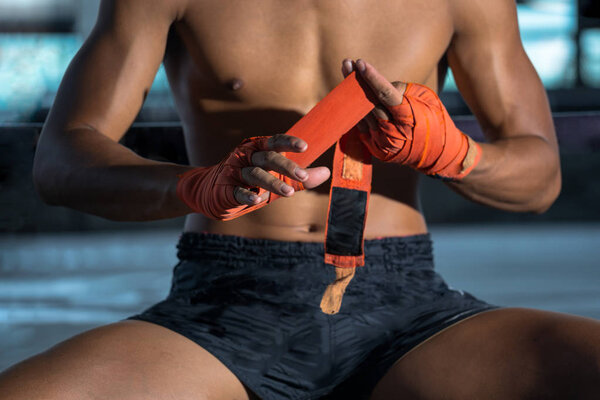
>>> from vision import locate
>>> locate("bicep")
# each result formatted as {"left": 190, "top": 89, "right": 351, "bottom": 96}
{"left": 447, "top": 0, "right": 556, "bottom": 147}
{"left": 44, "top": 0, "right": 178, "bottom": 142}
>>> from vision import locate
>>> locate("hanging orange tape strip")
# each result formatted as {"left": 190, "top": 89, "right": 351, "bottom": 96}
{"left": 278, "top": 72, "right": 376, "bottom": 314}
{"left": 281, "top": 73, "right": 376, "bottom": 272}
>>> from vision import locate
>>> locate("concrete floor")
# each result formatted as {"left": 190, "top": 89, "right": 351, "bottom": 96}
{"left": 1, "top": 223, "right": 599, "bottom": 371}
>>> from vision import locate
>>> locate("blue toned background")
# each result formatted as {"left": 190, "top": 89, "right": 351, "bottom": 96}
{"left": 1, "top": 0, "right": 599, "bottom": 371}
{"left": 1, "top": 0, "right": 600, "bottom": 122}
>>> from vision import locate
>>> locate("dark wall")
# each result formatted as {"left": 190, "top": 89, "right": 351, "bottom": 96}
{"left": 0, "top": 125, "right": 186, "bottom": 233}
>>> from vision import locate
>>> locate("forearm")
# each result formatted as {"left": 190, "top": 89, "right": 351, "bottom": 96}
{"left": 33, "top": 127, "right": 193, "bottom": 221}
{"left": 448, "top": 135, "right": 561, "bottom": 213}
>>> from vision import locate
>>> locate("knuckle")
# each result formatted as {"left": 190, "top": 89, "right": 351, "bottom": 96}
{"left": 249, "top": 166, "right": 263, "bottom": 178}
{"left": 264, "top": 151, "right": 278, "bottom": 163}
{"left": 269, "top": 134, "right": 286, "bottom": 148}
{"left": 242, "top": 166, "right": 261, "bottom": 183}
{"left": 378, "top": 87, "right": 394, "bottom": 101}
{"left": 240, "top": 167, "right": 251, "bottom": 182}
{"left": 251, "top": 151, "right": 266, "bottom": 166}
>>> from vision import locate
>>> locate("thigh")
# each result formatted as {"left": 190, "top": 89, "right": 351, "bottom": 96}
{"left": 370, "top": 308, "right": 600, "bottom": 400}
{"left": 0, "top": 320, "right": 257, "bottom": 400}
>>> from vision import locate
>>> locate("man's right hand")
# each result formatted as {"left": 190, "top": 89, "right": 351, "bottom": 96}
{"left": 177, "top": 134, "right": 330, "bottom": 220}
{"left": 234, "top": 134, "right": 330, "bottom": 206}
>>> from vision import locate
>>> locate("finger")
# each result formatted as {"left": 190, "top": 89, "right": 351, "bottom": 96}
{"left": 370, "top": 105, "right": 392, "bottom": 121}
{"left": 242, "top": 166, "right": 296, "bottom": 197}
{"left": 267, "top": 134, "right": 307, "bottom": 153}
{"left": 251, "top": 150, "right": 308, "bottom": 182}
{"left": 368, "top": 81, "right": 407, "bottom": 122}
{"left": 356, "top": 119, "right": 370, "bottom": 133}
{"left": 341, "top": 58, "right": 354, "bottom": 77}
{"left": 364, "top": 114, "right": 379, "bottom": 132}
{"left": 355, "top": 59, "right": 403, "bottom": 107}
{"left": 302, "top": 166, "right": 331, "bottom": 189}
{"left": 233, "top": 186, "right": 265, "bottom": 206}
{"left": 356, "top": 113, "right": 381, "bottom": 134}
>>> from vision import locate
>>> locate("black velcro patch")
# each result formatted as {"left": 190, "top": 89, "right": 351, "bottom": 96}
{"left": 325, "top": 187, "right": 368, "bottom": 256}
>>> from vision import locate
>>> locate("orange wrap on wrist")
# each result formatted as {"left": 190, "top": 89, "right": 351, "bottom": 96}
{"left": 176, "top": 136, "right": 304, "bottom": 220}
{"left": 361, "top": 83, "right": 481, "bottom": 180}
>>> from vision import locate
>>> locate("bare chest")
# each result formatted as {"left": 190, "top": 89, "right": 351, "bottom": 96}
{"left": 166, "top": 0, "right": 454, "bottom": 114}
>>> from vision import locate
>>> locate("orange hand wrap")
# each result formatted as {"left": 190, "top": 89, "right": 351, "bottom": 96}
{"left": 361, "top": 83, "right": 481, "bottom": 180}
{"left": 176, "top": 136, "right": 304, "bottom": 220}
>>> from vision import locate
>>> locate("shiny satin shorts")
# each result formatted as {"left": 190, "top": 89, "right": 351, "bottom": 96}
{"left": 129, "top": 233, "right": 497, "bottom": 400}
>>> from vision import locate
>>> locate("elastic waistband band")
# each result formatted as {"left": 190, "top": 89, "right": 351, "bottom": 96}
{"left": 177, "top": 233, "right": 434, "bottom": 268}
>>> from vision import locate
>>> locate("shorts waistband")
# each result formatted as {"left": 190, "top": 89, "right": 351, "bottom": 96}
{"left": 177, "top": 232, "right": 434, "bottom": 269}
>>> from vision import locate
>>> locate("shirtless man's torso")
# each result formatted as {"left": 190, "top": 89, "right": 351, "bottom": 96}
{"left": 169, "top": 0, "right": 452, "bottom": 239}
{"left": 1, "top": 0, "right": 600, "bottom": 399}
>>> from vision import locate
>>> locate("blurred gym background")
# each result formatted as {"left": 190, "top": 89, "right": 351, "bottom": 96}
{"left": 1, "top": 0, "right": 599, "bottom": 370}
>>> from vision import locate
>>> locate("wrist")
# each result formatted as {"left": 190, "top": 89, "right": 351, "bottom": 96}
{"left": 173, "top": 166, "right": 197, "bottom": 214}
{"left": 365, "top": 83, "right": 482, "bottom": 181}
{"left": 426, "top": 134, "right": 482, "bottom": 181}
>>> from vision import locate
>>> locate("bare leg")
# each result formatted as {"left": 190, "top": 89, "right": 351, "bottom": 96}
{"left": 0, "top": 320, "right": 257, "bottom": 400}
{"left": 370, "top": 308, "right": 600, "bottom": 400}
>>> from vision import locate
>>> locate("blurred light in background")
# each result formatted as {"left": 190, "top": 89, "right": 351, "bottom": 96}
{"left": 447, "top": 0, "right": 577, "bottom": 89}
{"left": 0, "top": 0, "right": 77, "bottom": 32}
{"left": 582, "top": 29, "right": 600, "bottom": 85}
{"left": 0, "top": 0, "right": 599, "bottom": 122}
{"left": 0, "top": 0, "right": 169, "bottom": 122}
{"left": 516, "top": 0, "right": 576, "bottom": 87}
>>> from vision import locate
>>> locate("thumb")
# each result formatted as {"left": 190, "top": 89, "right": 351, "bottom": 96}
{"left": 302, "top": 166, "right": 331, "bottom": 189}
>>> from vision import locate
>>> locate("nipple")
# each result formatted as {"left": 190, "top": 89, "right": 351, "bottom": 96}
{"left": 227, "top": 78, "right": 245, "bottom": 91}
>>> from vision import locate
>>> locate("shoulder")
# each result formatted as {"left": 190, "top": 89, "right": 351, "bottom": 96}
{"left": 97, "top": 0, "right": 189, "bottom": 26}
{"left": 449, "top": 0, "right": 519, "bottom": 36}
